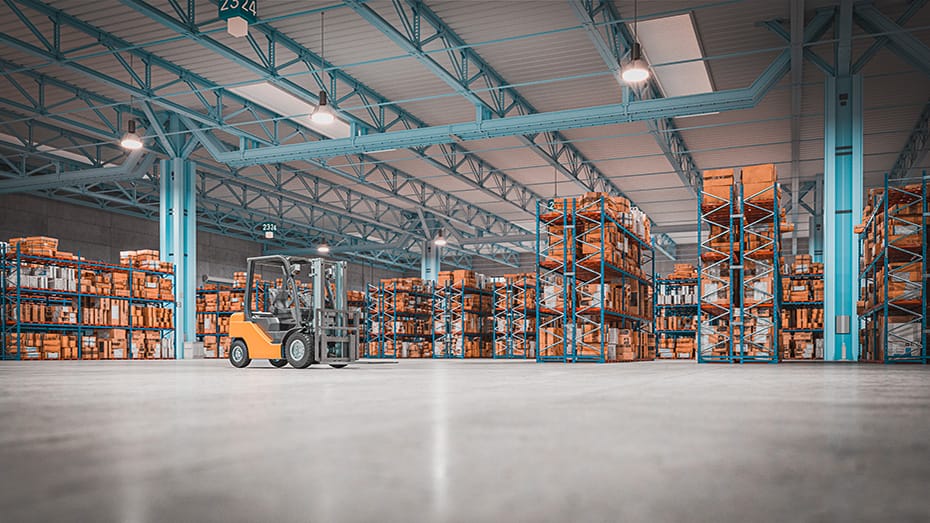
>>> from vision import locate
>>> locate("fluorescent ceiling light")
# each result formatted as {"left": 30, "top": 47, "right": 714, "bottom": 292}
{"left": 635, "top": 14, "right": 714, "bottom": 100}
{"left": 368, "top": 148, "right": 397, "bottom": 154}
{"left": 230, "top": 82, "right": 351, "bottom": 139}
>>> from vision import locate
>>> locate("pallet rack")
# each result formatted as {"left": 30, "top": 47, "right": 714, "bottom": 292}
{"left": 2, "top": 241, "right": 175, "bottom": 360}
{"left": 858, "top": 174, "right": 928, "bottom": 363}
{"left": 698, "top": 166, "right": 782, "bottom": 363}
{"left": 654, "top": 273, "right": 698, "bottom": 359}
{"left": 196, "top": 279, "right": 268, "bottom": 358}
{"left": 432, "top": 278, "right": 492, "bottom": 358}
{"left": 492, "top": 274, "right": 537, "bottom": 359}
{"left": 365, "top": 279, "right": 433, "bottom": 358}
{"left": 536, "top": 194, "right": 655, "bottom": 363}
{"left": 779, "top": 255, "right": 824, "bottom": 360}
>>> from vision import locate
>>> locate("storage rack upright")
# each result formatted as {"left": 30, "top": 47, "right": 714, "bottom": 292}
{"left": 654, "top": 276, "right": 698, "bottom": 359}
{"left": 492, "top": 274, "right": 537, "bottom": 359}
{"left": 433, "top": 279, "right": 492, "bottom": 358}
{"left": 2, "top": 242, "right": 176, "bottom": 360}
{"left": 536, "top": 195, "right": 655, "bottom": 363}
{"left": 698, "top": 167, "right": 782, "bottom": 363}
{"left": 858, "top": 174, "right": 928, "bottom": 363}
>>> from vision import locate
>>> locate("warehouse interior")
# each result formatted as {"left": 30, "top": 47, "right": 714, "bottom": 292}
{"left": 1, "top": 0, "right": 930, "bottom": 520}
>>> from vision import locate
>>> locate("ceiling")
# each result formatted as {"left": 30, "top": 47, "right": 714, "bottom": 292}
{"left": 1, "top": 0, "right": 929, "bottom": 269}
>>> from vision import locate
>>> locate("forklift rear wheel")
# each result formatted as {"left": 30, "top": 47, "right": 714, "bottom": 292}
{"left": 329, "top": 364, "right": 347, "bottom": 369}
{"left": 285, "top": 333, "right": 313, "bottom": 369}
{"left": 269, "top": 359, "right": 287, "bottom": 368}
{"left": 229, "top": 340, "right": 251, "bottom": 368}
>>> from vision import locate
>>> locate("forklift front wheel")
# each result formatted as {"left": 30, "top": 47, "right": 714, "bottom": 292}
{"left": 269, "top": 359, "right": 287, "bottom": 368}
{"left": 285, "top": 333, "right": 313, "bottom": 369}
{"left": 229, "top": 340, "right": 251, "bottom": 368}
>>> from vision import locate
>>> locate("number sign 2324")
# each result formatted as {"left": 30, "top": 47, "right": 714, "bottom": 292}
{"left": 219, "top": 0, "right": 257, "bottom": 22}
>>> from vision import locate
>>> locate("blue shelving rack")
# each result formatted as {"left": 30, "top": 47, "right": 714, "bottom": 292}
{"left": 196, "top": 282, "right": 268, "bottom": 358}
{"left": 779, "top": 266, "right": 824, "bottom": 360}
{"left": 367, "top": 281, "right": 432, "bottom": 358}
{"left": 536, "top": 196, "right": 655, "bottom": 363}
{"left": 858, "top": 174, "right": 928, "bottom": 363}
{"left": 433, "top": 281, "right": 491, "bottom": 358}
{"left": 492, "top": 274, "right": 536, "bottom": 359}
{"left": 1, "top": 243, "right": 176, "bottom": 360}
{"left": 654, "top": 278, "right": 698, "bottom": 359}
{"left": 698, "top": 178, "right": 781, "bottom": 363}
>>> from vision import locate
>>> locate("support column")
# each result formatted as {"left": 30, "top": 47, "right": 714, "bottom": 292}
{"left": 421, "top": 241, "right": 440, "bottom": 283}
{"left": 160, "top": 157, "right": 197, "bottom": 357}
{"left": 810, "top": 177, "right": 824, "bottom": 261}
{"left": 823, "top": 4, "right": 863, "bottom": 361}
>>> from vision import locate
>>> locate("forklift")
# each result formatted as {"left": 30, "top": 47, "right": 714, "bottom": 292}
{"left": 228, "top": 255, "right": 361, "bottom": 368}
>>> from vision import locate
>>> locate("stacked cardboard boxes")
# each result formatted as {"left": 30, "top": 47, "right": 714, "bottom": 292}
{"left": 365, "top": 277, "right": 433, "bottom": 358}
{"left": 699, "top": 164, "right": 785, "bottom": 362}
{"left": 857, "top": 183, "right": 926, "bottom": 362}
{"left": 434, "top": 270, "right": 492, "bottom": 358}
{"left": 491, "top": 273, "right": 537, "bottom": 358}
{"left": 2, "top": 236, "right": 175, "bottom": 360}
{"left": 538, "top": 193, "right": 655, "bottom": 362}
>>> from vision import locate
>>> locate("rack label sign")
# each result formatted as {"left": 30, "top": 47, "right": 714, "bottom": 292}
{"left": 261, "top": 222, "right": 276, "bottom": 239}
{"left": 219, "top": 0, "right": 257, "bottom": 23}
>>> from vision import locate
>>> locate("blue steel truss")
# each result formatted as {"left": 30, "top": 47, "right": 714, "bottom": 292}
{"left": 117, "top": 0, "right": 543, "bottom": 218}
{"left": 858, "top": 174, "right": 928, "bottom": 363}
{"left": 0, "top": 0, "right": 527, "bottom": 255}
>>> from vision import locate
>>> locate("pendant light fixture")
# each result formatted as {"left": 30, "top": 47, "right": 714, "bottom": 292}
{"left": 310, "top": 12, "right": 336, "bottom": 125}
{"left": 621, "top": 0, "right": 650, "bottom": 84}
{"left": 317, "top": 242, "right": 331, "bottom": 254}
{"left": 433, "top": 230, "right": 448, "bottom": 247}
{"left": 121, "top": 54, "right": 144, "bottom": 150}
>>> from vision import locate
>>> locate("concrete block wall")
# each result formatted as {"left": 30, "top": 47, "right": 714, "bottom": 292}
{"left": 0, "top": 194, "right": 401, "bottom": 290}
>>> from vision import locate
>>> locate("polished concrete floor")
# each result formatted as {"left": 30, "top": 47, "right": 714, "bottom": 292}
{"left": 1, "top": 359, "right": 928, "bottom": 522}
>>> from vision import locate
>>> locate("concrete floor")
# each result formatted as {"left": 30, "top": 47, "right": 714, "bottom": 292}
{"left": 1, "top": 360, "right": 928, "bottom": 522}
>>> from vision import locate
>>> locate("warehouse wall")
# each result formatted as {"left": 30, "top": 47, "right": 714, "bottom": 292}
{"left": 0, "top": 194, "right": 401, "bottom": 290}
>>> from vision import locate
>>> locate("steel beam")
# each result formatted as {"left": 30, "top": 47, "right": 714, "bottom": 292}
{"left": 823, "top": 0, "right": 861, "bottom": 361}
{"left": 0, "top": 148, "right": 153, "bottom": 193}
{"left": 216, "top": 47, "right": 790, "bottom": 162}
{"left": 1, "top": 0, "right": 525, "bottom": 246}
{"left": 568, "top": 0, "right": 701, "bottom": 197}
{"left": 890, "top": 98, "right": 930, "bottom": 179}
{"left": 854, "top": 3, "right": 930, "bottom": 78}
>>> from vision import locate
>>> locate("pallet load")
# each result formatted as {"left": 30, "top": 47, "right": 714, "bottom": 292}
{"left": 856, "top": 178, "right": 928, "bottom": 363}
{"left": 2, "top": 237, "right": 175, "bottom": 360}
{"left": 366, "top": 277, "right": 433, "bottom": 358}
{"left": 537, "top": 192, "right": 655, "bottom": 363}
{"left": 699, "top": 164, "right": 787, "bottom": 362}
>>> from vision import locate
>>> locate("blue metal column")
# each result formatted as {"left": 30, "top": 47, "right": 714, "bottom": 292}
{"left": 810, "top": 177, "right": 824, "bottom": 262}
{"left": 421, "top": 241, "right": 440, "bottom": 283}
{"left": 823, "top": 1, "right": 862, "bottom": 361}
{"left": 160, "top": 157, "right": 197, "bottom": 357}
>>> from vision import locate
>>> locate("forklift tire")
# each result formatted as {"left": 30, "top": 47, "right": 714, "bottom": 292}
{"left": 269, "top": 359, "right": 287, "bottom": 368}
{"left": 229, "top": 340, "right": 251, "bottom": 368}
{"left": 329, "top": 364, "right": 348, "bottom": 369}
{"left": 285, "top": 333, "right": 313, "bottom": 369}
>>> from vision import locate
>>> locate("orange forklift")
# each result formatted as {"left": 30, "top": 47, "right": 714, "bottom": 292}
{"left": 228, "top": 255, "right": 361, "bottom": 368}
